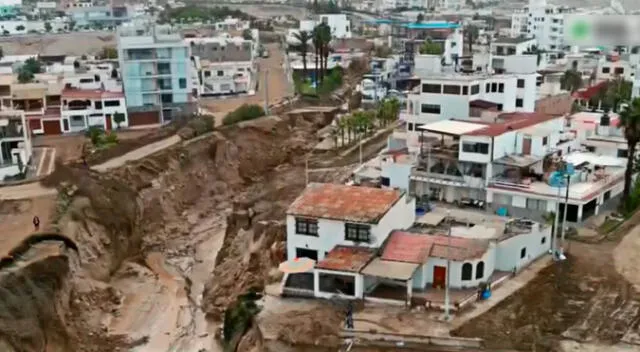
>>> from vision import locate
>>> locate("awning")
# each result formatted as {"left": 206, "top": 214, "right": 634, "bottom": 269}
{"left": 416, "top": 212, "right": 446, "bottom": 226}
{"left": 361, "top": 258, "right": 418, "bottom": 281}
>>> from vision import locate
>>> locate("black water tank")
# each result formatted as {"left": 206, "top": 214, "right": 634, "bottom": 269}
{"left": 601, "top": 114, "right": 610, "bottom": 126}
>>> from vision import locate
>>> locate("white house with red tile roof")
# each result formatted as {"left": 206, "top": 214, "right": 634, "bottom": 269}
{"left": 286, "top": 183, "right": 415, "bottom": 263}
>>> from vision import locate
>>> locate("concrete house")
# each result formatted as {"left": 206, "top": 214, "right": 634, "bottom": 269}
{"left": 0, "top": 109, "right": 31, "bottom": 180}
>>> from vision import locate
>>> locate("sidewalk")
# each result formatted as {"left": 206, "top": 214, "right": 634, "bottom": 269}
{"left": 90, "top": 135, "right": 182, "bottom": 173}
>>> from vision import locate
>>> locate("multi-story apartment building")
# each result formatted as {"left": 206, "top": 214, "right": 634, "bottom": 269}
{"left": 427, "top": 0, "right": 463, "bottom": 10}
{"left": 0, "top": 109, "right": 32, "bottom": 180}
{"left": 117, "top": 22, "right": 195, "bottom": 125}
{"left": 188, "top": 34, "right": 257, "bottom": 96}
{"left": 402, "top": 55, "right": 538, "bottom": 133}
{"left": 391, "top": 21, "right": 463, "bottom": 67}
{"left": 510, "top": 0, "right": 574, "bottom": 52}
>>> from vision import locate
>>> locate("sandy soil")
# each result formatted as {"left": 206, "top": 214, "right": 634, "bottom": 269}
{"left": 0, "top": 196, "right": 56, "bottom": 255}
{"left": 0, "top": 31, "right": 116, "bottom": 55}
{"left": 614, "top": 224, "right": 640, "bottom": 291}
{"left": 200, "top": 42, "right": 292, "bottom": 125}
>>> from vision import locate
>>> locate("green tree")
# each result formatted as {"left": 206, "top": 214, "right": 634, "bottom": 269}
{"left": 17, "top": 68, "right": 34, "bottom": 83}
{"left": 419, "top": 40, "right": 442, "bottom": 55}
{"left": 620, "top": 98, "right": 640, "bottom": 207}
{"left": 604, "top": 78, "right": 632, "bottom": 113}
{"left": 15, "top": 25, "right": 24, "bottom": 31}
{"left": 292, "top": 30, "right": 312, "bottom": 78}
{"left": 465, "top": 25, "right": 479, "bottom": 54}
{"left": 222, "top": 104, "right": 265, "bottom": 125}
{"left": 22, "top": 58, "right": 42, "bottom": 75}
{"left": 113, "top": 112, "right": 126, "bottom": 129}
{"left": 560, "top": 69, "right": 582, "bottom": 93}
{"left": 242, "top": 28, "right": 252, "bottom": 41}
{"left": 44, "top": 21, "right": 52, "bottom": 32}
{"left": 416, "top": 13, "right": 424, "bottom": 23}
{"left": 99, "top": 46, "right": 118, "bottom": 59}
{"left": 314, "top": 23, "right": 331, "bottom": 83}
{"left": 68, "top": 20, "right": 76, "bottom": 31}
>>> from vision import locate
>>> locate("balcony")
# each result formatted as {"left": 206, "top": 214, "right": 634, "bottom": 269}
{"left": 489, "top": 176, "right": 532, "bottom": 190}
{"left": 0, "top": 121, "right": 25, "bottom": 139}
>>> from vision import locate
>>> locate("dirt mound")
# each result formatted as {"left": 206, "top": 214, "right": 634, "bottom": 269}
{"left": 274, "top": 306, "right": 343, "bottom": 347}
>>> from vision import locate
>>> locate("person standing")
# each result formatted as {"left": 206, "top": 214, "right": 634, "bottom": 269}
{"left": 33, "top": 216, "right": 40, "bottom": 232}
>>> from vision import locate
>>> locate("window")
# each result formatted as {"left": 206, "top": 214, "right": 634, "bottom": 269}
{"left": 217, "top": 70, "right": 224, "bottom": 76}
{"left": 526, "top": 198, "right": 546, "bottom": 211}
{"left": 485, "top": 83, "right": 490, "bottom": 92}
{"left": 617, "top": 149, "right": 629, "bottom": 158}
{"left": 422, "top": 84, "right": 441, "bottom": 93}
{"left": 491, "top": 83, "right": 497, "bottom": 92}
{"left": 541, "top": 236, "right": 546, "bottom": 244}
{"left": 462, "top": 86, "right": 468, "bottom": 95}
{"left": 421, "top": 104, "right": 441, "bottom": 114}
{"left": 476, "top": 261, "right": 484, "bottom": 279}
{"left": 517, "top": 79, "right": 525, "bottom": 88}
{"left": 443, "top": 85, "right": 461, "bottom": 95}
{"left": 94, "top": 101, "right": 102, "bottom": 109}
{"left": 461, "top": 263, "right": 472, "bottom": 281}
{"left": 604, "top": 190, "right": 611, "bottom": 201}
{"left": 345, "top": 223, "right": 371, "bottom": 242}
{"left": 586, "top": 146, "right": 596, "bottom": 152}
{"left": 614, "top": 67, "right": 624, "bottom": 75}
{"left": 498, "top": 83, "right": 504, "bottom": 93}
{"left": 541, "top": 136, "right": 548, "bottom": 146}
{"left": 296, "top": 248, "right": 318, "bottom": 260}
{"left": 79, "top": 78, "right": 94, "bottom": 84}
{"left": 602, "top": 67, "right": 610, "bottom": 74}
{"left": 295, "top": 218, "right": 318, "bottom": 236}
{"left": 204, "top": 71, "right": 211, "bottom": 77}
{"left": 179, "top": 78, "right": 187, "bottom": 89}
{"left": 381, "top": 176, "right": 390, "bottom": 186}
{"left": 104, "top": 100, "right": 120, "bottom": 107}
{"left": 497, "top": 104, "right": 503, "bottom": 111}
{"left": 470, "top": 84, "right": 480, "bottom": 95}
{"left": 515, "top": 98, "right": 524, "bottom": 108}
{"left": 161, "top": 93, "right": 173, "bottom": 104}
{"left": 408, "top": 122, "right": 414, "bottom": 131}
{"left": 520, "top": 247, "right": 527, "bottom": 259}
{"left": 462, "top": 142, "right": 489, "bottom": 154}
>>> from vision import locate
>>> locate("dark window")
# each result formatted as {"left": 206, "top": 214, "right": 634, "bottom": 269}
{"left": 217, "top": 70, "right": 224, "bottom": 76}
{"left": 602, "top": 67, "right": 610, "bottom": 74}
{"left": 470, "top": 84, "right": 480, "bottom": 95}
{"left": 497, "top": 104, "right": 503, "bottom": 111}
{"left": 614, "top": 67, "right": 624, "bottom": 75}
{"left": 461, "top": 263, "right": 472, "bottom": 281}
{"left": 586, "top": 146, "right": 596, "bottom": 152}
{"left": 617, "top": 149, "right": 629, "bottom": 158}
{"left": 422, "top": 84, "right": 441, "bottom": 93}
{"left": 498, "top": 83, "right": 504, "bottom": 92}
{"left": 542, "top": 136, "right": 548, "bottom": 145}
{"left": 462, "top": 86, "right": 468, "bottom": 95}
{"left": 541, "top": 236, "right": 546, "bottom": 244}
{"left": 491, "top": 82, "right": 497, "bottom": 92}
{"left": 462, "top": 142, "right": 489, "bottom": 154}
{"left": 604, "top": 190, "right": 611, "bottom": 201}
{"left": 485, "top": 83, "right": 490, "bottom": 92}
{"left": 408, "top": 122, "right": 414, "bottom": 131}
{"left": 179, "top": 78, "right": 187, "bottom": 89}
{"left": 475, "top": 261, "right": 484, "bottom": 279}
{"left": 421, "top": 104, "right": 441, "bottom": 114}
{"left": 104, "top": 100, "right": 120, "bottom": 107}
{"left": 345, "top": 223, "right": 371, "bottom": 242}
{"left": 516, "top": 98, "right": 524, "bottom": 107}
{"left": 381, "top": 176, "right": 390, "bottom": 186}
{"left": 520, "top": 247, "right": 527, "bottom": 259}
{"left": 443, "top": 84, "right": 461, "bottom": 95}
{"left": 94, "top": 101, "right": 102, "bottom": 109}
{"left": 204, "top": 71, "right": 211, "bottom": 77}
{"left": 161, "top": 93, "right": 173, "bottom": 104}
{"left": 296, "top": 248, "right": 318, "bottom": 260}
{"left": 517, "top": 79, "right": 525, "bottom": 88}
{"left": 295, "top": 218, "right": 318, "bottom": 236}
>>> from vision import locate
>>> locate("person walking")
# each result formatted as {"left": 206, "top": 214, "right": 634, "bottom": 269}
{"left": 33, "top": 216, "right": 40, "bottom": 232}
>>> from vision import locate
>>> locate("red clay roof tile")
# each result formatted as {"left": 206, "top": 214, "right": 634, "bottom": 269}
{"left": 287, "top": 183, "right": 403, "bottom": 223}
{"left": 383, "top": 231, "right": 489, "bottom": 262}
{"left": 463, "top": 112, "right": 559, "bottom": 137}
{"left": 316, "top": 246, "right": 376, "bottom": 272}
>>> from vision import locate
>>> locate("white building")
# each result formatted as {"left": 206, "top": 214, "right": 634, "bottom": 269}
{"left": 60, "top": 88, "right": 128, "bottom": 133}
{"left": 634, "top": 65, "right": 640, "bottom": 99}
{"left": 0, "top": 109, "right": 31, "bottom": 180}
{"left": 288, "top": 14, "right": 351, "bottom": 42}
{"left": 510, "top": 0, "right": 575, "bottom": 52}
{"left": 596, "top": 53, "right": 634, "bottom": 82}
{"left": 402, "top": 67, "right": 538, "bottom": 132}
{"left": 286, "top": 183, "right": 415, "bottom": 262}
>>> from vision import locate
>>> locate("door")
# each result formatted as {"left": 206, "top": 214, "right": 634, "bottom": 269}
{"left": 523, "top": 137, "right": 532, "bottom": 155}
{"left": 433, "top": 266, "right": 446, "bottom": 289}
{"left": 62, "top": 119, "right": 69, "bottom": 132}
{"left": 105, "top": 114, "right": 112, "bottom": 130}
{"left": 296, "top": 248, "right": 318, "bottom": 261}
{"left": 42, "top": 120, "right": 62, "bottom": 135}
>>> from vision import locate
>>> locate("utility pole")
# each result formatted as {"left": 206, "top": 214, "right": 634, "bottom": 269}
{"left": 552, "top": 179, "right": 561, "bottom": 258}
{"left": 444, "top": 210, "right": 451, "bottom": 321}
{"left": 263, "top": 69, "right": 269, "bottom": 115}
{"left": 560, "top": 174, "right": 571, "bottom": 257}
{"left": 359, "top": 140, "right": 363, "bottom": 165}
{"left": 305, "top": 156, "right": 309, "bottom": 185}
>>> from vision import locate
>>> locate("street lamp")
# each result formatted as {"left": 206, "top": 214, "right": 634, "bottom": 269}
{"left": 444, "top": 210, "right": 451, "bottom": 321}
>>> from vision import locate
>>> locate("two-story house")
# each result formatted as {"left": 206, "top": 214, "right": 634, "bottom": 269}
{"left": 60, "top": 88, "right": 128, "bottom": 133}
{"left": 0, "top": 109, "right": 32, "bottom": 180}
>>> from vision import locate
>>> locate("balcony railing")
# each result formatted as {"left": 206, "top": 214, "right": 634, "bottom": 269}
{"left": 489, "top": 176, "right": 532, "bottom": 189}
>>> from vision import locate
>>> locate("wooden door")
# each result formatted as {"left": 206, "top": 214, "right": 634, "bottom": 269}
{"left": 523, "top": 137, "right": 532, "bottom": 155}
{"left": 105, "top": 114, "right": 112, "bottom": 130}
{"left": 433, "top": 266, "right": 446, "bottom": 289}
{"left": 42, "top": 120, "right": 62, "bottom": 135}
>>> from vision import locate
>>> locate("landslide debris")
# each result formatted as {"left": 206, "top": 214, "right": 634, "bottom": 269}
{"left": 0, "top": 110, "right": 345, "bottom": 351}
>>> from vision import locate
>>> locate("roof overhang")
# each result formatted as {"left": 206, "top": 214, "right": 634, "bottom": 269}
{"left": 417, "top": 120, "right": 485, "bottom": 136}
{"left": 361, "top": 258, "right": 419, "bottom": 281}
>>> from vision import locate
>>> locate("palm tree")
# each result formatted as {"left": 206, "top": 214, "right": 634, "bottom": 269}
{"left": 337, "top": 118, "right": 347, "bottom": 146}
{"left": 620, "top": 98, "right": 640, "bottom": 206}
{"left": 416, "top": 13, "right": 424, "bottom": 23}
{"left": 314, "top": 23, "right": 331, "bottom": 82}
{"left": 292, "top": 30, "right": 311, "bottom": 79}
{"left": 560, "top": 69, "right": 582, "bottom": 93}
{"left": 312, "top": 28, "right": 322, "bottom": 88}
{"left": 419, "top": 39, "right": 442, "bottom": 55}
{"left": 605, "top": 78, "right": 633, "bottom": 113}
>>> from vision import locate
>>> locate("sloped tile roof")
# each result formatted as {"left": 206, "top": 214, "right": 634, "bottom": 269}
{"left": 316, "top": 246, "right": 376, "bottom": 272}
{"left": 383, "top": 231, "right": 489, "bottom": 262}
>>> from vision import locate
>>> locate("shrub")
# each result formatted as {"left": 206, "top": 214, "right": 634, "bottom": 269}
{"left": 222, "top": 104, "right": 265, "bottom": 125}
{"left": 113, "top": 112, "right": 125, "bottom": 128}
{"left": 104, "top": 132, "right": 118, "bottom": 145}
{"left": 187, "top": 115, "right": 215, "bottom": 135}
{"left": 86, "top": 126, "right": 104, "bottom": 146}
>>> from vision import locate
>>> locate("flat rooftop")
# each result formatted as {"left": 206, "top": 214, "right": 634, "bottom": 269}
{"left": 493, "top": 36, "right": 535, "bottom": 45}
{"left": 417, "top": 120, "right": 486, "bottom": 136}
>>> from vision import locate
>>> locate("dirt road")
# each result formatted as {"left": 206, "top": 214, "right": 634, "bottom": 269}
{"left": 200, "top": 42, "right": 292, "bottom": 125}
{"left": 0, "top": 31, "right": 116, "bottom": 55}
